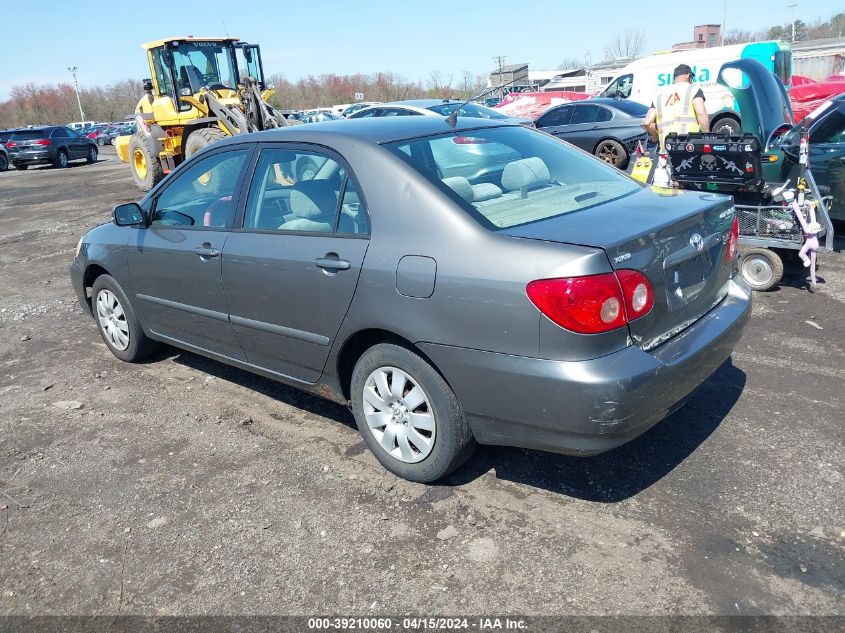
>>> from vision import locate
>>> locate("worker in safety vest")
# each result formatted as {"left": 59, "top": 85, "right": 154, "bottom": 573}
{"left": 643, "top": 64, "right": 710, "bottom": 150}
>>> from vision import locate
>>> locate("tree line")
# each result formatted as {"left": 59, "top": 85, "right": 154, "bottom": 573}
{"left": 724, "top": 11, "right": 844, "bottom": 45}
{"left": 0, "top": 71, "right": 488, "bottom": 129}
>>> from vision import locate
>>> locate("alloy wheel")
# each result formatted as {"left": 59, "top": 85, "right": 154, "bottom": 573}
{"left": 363, "top": 366, "right": 436, "bottom": 463}
{"left": 96, "top": 289, "right": 130, "bottom": 351}
{"left": 597, "top": 142, "right": 620, "bottom": 165}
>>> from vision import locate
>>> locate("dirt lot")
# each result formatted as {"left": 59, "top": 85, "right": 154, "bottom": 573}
{"left": 0, "top": 149, "right": 843, "bottom": 618}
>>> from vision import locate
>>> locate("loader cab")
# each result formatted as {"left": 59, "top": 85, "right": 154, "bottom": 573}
{"left": 148, "top": 38, "right": 241, "bottom": 113}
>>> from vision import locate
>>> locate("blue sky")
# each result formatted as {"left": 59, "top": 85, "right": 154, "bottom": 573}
{"left": 0, "top": 0, "right": 836, "bottom": 99}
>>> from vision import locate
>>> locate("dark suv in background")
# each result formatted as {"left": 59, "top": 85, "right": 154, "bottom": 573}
{"left": 6, "top": 126, "right": 98, "bottom": 170}
{"left": 0, "top": 129, "right": 13, "bottom": 172}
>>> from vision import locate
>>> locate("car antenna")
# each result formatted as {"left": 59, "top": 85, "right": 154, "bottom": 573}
{"left": 445, "top": 76, "right": 523, "bottom": 128}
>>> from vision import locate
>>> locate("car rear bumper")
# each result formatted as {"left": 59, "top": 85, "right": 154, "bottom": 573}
{"left": 419, "top": 276, "right": 751, "bottom": 456}
{"left": 10, "top": 150, "right": 53, "bottom": 165}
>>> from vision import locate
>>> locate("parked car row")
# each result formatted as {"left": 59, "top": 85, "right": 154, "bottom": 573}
{"left": 0, "top": 126, "right": 98, "bottom": 170}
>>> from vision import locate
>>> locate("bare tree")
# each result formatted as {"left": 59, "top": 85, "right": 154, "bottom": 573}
{"left": 556, "top": 58, "right": 582, "bottom": 70}
{"left": 723, "top": 29, "right": 759, "bottom": 44}
{"left": 604, "top": 29, "right": 646, "bottom": 60}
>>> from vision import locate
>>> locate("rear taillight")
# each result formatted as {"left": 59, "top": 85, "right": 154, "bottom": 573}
{"left": 5, "top": 141, "right": 15, "bottom": 147}
{"left": 725, "top": 214, "right": 739, "bottom": 262}
{"left": 35, "top": 139, "right": 51, "bottom": 146}
{"left": 526, "top": 270, "right": 654, "bottom": 334}
{"left": 616, "top": 269, "right": 655, "bottom": 319}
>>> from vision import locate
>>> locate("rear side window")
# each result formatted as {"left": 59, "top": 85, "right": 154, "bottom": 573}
{"left": 243, "top": 147, "right": 368, "bottom": 235}
{"left": 51, "top": 128, "right": 69, "bottom": 138}
{"left": 385, "top": 126, "right": 639, "bottom": 229}
{"left": 571, "top": 105, "right": 599, "bottom": 124}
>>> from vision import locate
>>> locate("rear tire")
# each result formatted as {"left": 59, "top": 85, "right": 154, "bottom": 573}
{"left": 350, "top": 343, "right": 475, "bottom": 483}
{"left": 91, "top": 274, "right": 159, "bottom": 363}
{"left": 54, "top": 150, "right": 69, "bottom": 169}
{"left": 96, "top": 137, "right": 105, "bottom": 146}
{"left": 184, "top": 127, "right": 228, "bottom": 159}
{"left": 128, "top": 133, "right": 163, "bottom": 192}
{"left": 594, "top": 139, "right": 628, "bottom": 169}
{"left": 0, "top": 152, "right": 8, "bottom": 172}
{"left": 739, "top": 247, "right": 783, "bottom": 291}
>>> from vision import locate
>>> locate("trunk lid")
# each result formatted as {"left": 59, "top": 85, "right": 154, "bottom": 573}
{"left": 503, "top": 186, "right": 736, "bottom": 350}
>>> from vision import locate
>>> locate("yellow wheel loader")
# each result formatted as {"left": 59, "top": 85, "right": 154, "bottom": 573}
{"left": 115, "top": 36, "right": 285, "bottom": 191}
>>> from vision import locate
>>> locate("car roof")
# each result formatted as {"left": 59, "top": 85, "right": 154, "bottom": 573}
{"left": 219, "top": 116, "right": 516, "bottom": 147}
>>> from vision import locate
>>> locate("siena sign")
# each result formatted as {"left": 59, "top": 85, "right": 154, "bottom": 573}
{"left": 658, "top": 66, "right": 712, "bottom": 86}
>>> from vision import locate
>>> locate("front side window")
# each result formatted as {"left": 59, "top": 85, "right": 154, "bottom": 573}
{"left": 386, "top": 127, "right": 639, "bottom": 229}
{"left": 151, "top": 149, "right": 249, "bottom": 228}
{"left": 244, "top": 148, "right": 368, "bottom": 234}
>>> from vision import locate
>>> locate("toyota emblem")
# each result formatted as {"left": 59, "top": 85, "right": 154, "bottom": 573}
{"left": 690, "top": 233, "right": 704, "bottom": 251}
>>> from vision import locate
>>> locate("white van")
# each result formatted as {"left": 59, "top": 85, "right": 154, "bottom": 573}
{"left": 599, "top": 41, "right": 792, "bottom": 135}
{"left": 68, "top": 121, "right": 98, "bottom": 131}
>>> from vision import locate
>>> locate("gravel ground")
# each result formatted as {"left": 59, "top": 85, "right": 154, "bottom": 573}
{"left": 0, "top": 148, "right": 842, "bottom": 618}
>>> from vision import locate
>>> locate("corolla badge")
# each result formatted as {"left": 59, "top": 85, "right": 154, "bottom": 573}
{"left": 690, "top": 233, "right": 704, "bottom": 251}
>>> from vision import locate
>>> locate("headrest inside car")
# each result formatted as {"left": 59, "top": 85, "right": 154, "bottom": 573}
{"left": 290, "top": 180, "right": 337, "bottom": 219}
{"left": 501, "top": 157, "right": 550, "bottom": 192}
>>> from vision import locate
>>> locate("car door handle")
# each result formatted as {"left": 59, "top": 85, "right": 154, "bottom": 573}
{"left": 194, "top": 244, "right": 220, "bottom": 259}
{"left": 315, "top": 257, "right": 350, "bottom": 271}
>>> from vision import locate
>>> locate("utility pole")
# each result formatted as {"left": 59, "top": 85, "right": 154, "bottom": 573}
{"left": 787, "top": 4, "right": 798, "bottom": 42}
{"left": 721, "top": 0, "right": 727, "bottom": 45}
{"left": 68, "top": 66, "right": 85, "bottom": 122}
{"left": 493, "top": 55, "right": 506, "bottom": 98}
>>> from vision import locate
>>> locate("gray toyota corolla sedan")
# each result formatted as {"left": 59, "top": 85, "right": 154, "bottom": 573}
{"left": 70, "top": 117, "right": 751, "bottom": 482}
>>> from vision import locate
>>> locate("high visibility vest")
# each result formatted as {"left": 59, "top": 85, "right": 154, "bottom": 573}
{"left": 655, "top": 82, "right": 700, "bottom": 149}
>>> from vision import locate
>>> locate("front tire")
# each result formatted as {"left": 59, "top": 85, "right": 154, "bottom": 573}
{"left": 739, "top": 247, "right": 783, "bottom": 291}
{"left": 184, "top": 127, "right": 228, "bottom": 159}
{"left": 91, "top": 274, "right": 159, "bottom": 362}
{"left": 87, "top": 146, "right": 98, "bottom": 163}
{"left": 595, "top": 139, "right": 628, "bottom": 169}
{"left": 128, "top": 133, "right": 163, "bottom": 192}
{"left": 350, "top": 343, "right": 475, "bottom": 483}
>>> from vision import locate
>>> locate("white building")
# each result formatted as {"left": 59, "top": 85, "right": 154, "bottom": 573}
{"left": 540, "top": 59, "right": 636, "bottom": 94}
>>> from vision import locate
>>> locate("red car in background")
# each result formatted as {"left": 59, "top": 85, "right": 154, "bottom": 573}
{"left": 790, "top": 75, "right": 845, "bottom": 122}
{"left": 493, "top": 91, "right": 590, "bottom": 120}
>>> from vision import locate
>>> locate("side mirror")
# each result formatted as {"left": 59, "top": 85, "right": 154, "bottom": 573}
{"left": 113, "top": 203, "right": 145, "bottom": 227}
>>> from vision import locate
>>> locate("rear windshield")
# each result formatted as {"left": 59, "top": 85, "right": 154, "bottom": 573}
{"left": 10, "top": 130, "right": 48, "bottom": 140}
{"left": 385, "top": 126, "right": 640, "bottom": 229}
{"left": 426, "top": 103, "right": 510, "bottom": 120}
